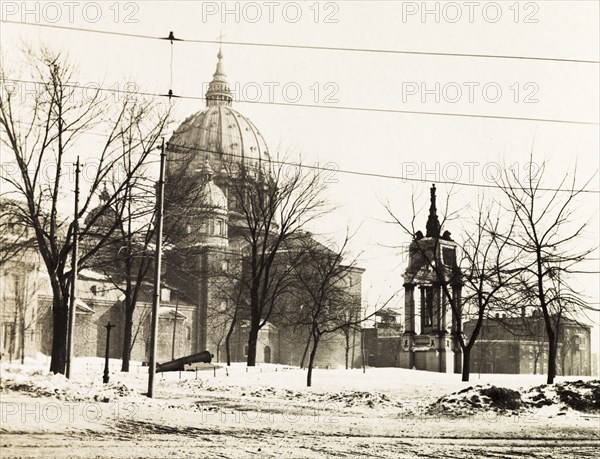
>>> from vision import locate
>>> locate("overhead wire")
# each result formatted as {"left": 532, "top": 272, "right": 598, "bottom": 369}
{"left": 3, "top": 20, "right": 599, "bottom": 64}
{"left": 1, "top": 18, "right": 598, "bottom": 192}
{"left": 2, "top": 77, "right": 597, "bottom": 126}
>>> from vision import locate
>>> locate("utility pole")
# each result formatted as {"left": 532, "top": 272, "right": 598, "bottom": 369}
{"left": 66, "top": 157, "right": 80, "bottom": 379}
{"left": 147, "top": 139, "right": 166, "bottom": 398}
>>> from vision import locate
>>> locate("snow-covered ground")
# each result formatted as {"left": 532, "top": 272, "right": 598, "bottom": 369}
{"left": 1, "top": 355, "right": 599, "bottom": 458}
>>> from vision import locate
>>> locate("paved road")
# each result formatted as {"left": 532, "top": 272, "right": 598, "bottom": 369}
{"left": 2, "top": 423, "right": 599, "bottom": 458}
{"left": 2, "top": 395, "right": 598, "bottom": 458}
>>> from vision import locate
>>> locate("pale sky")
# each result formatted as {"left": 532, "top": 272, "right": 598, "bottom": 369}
{"left": 1, "top": 1, "right": 599, "bottom": 348}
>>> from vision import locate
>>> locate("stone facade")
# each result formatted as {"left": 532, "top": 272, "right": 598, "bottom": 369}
{"left": 399, "top": 185, "right": 462, "bottom": 374}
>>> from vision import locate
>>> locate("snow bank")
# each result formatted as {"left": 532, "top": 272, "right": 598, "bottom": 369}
{"left": 430, "top": 380, "right": 600, "bottom": 416}
{"left": 0, "top": 367, "right": 139, "bottom": 403}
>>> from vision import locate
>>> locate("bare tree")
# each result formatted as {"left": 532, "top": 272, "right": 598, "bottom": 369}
{"left": 0, "top": 48, "right": 169, "bottom": 374}
{"left": 90, "top": 141, "right": 226, "bottom": 371}
{"left": 497, "top": 158, "right": 596, "bottom": 384}
{"left": 0, "top": 200, "right": 37, "bottom": 268}
{"left": 287, "top": 232, "right": 365, "bottom": 386}
{"left": 209, "top": 265, "right": 245, "bottom": 366}
{"left": 222, "top": 157, "right": 327, "bottom": 366}
{"left": 340, "top": 309, "right": 361, "bottom": 369}
{"left": 456, "top": 199, "right": 523, "bottom": 381}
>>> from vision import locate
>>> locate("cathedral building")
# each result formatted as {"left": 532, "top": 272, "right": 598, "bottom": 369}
{"left": 0, "top": 50, "right": 363, "bottom": 369}
{"left": 162, "top": 50, "right": 364, "bottom": 367}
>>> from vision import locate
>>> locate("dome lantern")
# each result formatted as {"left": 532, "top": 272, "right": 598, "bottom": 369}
{"left": 205, "top": 49, "right": 233, "bottom": 107}
{"left": 199, "top": 157, "right": 214, "bottom": 182}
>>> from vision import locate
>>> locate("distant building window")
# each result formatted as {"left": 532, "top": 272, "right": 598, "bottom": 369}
{"left": 199, "top": 222, "right": 207, "bottom": 234}
{"left": 2, "top": 273, "right": 20, "bottom": 299}
{"left": 244, "top": 345, "right": 248, "bottom": 356}
{"left": 2, "top": 323, "right": 15, "bottom": 352}
{"left": 422, "top": 287, "right": 433, "bottom": 327}
{"left": 442, "top": 247, "right": 456, "bottom": 266}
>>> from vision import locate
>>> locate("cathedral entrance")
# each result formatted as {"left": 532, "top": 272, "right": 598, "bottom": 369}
{"left": 414, "top": 352, "right": 426, "bottom": 370}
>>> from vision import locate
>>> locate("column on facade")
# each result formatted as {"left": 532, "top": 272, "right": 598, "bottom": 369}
{"left": 432, "top": 283, "right": 441, "bottom": 332}
{"left": 440, "top": 284, "right": 447, "bottom": 333}
{"left": 404, "top": 283, "right": 415, "bottom": 334}
{"left": 419, "top": 286, "right": 426, "bottom": 332}
{"left": 197, "top": 250, "right": 209, "bottom": 353}
{"left": 451, "top": 283, "right": 462, "bottom": 335}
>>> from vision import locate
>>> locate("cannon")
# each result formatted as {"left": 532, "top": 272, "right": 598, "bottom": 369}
{"left": 156, "top": 350, "right": 213, "bottom": 373}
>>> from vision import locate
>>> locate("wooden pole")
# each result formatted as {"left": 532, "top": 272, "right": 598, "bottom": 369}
{"left": 66, "top": 157, "right": 80, "bottom": 379}
{"left": 147, "top": 139, "right": 166, "bottom": 398}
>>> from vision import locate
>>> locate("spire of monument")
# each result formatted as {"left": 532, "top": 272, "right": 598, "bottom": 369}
{"left": 205, "top": 49, "right": 233, "bottom": 107}
{"left": 425, "top": 184, "right": 441, "bottom": 238}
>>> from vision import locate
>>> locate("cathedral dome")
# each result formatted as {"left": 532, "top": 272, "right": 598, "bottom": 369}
{"left": 167, "top": 50, "right": 270, "bottom": 175}
{"left": 198, "top": 159, "right": 227, "bottom": 212}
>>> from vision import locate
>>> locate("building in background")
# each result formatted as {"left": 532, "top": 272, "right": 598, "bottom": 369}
{"left": 363, "top": 308, "right": 403, "bottom": 367}
{"left": 0, "top": 51, "right": 364, "bottom": 369}
{"left": 464, "top": 314, "right": 592, "bottom": 376}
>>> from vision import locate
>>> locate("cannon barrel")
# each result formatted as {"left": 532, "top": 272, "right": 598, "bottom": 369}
{"left": 156, "top": 350, "right": 212, "bottom": 373}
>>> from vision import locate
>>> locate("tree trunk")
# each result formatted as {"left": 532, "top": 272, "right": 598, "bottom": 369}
{"left": 345, "top": 344, "right": 349, "bottom": 370}
{"left": 246, "top": 322, "right": 259, "bottom": 367}
{"left": 547, "top": 332, "right": 557, "bottom": 384}
{"left": 49, "top": 295, "right": 68, "bottom": 374}
{"left": 306, "top": 336, "right": 320, "bottom": 387}
{"left": 121, "top": 303, "right": 134, "bottom": 372}
{"left": 344, "top": 331, "right": 350, "bottom": 369}
{"left": 361, "top": 329, "right": 366, "bottom": 373}
{"left": 9, "top": 309, "right": 18, "bottom": 363}
{"left": 300, "top": 333, "right": 311, "bottom": 369}
{"left": 20, "top": 318, "right": 26, "bottom": 364}
{"left": 225, "top": 316, "right": 237, "bottom": 366}
{"left": 462, "top": 347, "right": 471, "bottom": 382}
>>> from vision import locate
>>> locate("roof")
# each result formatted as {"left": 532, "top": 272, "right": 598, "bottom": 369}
{"left": 158, "top": 307, "right": 188, "bottom": 320}
{"left": 166, "top": 51, "right": 270, "bottom": 176}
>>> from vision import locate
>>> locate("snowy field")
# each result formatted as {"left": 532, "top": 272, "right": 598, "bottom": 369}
{"left": 1, "top": 355, "right": 599, "bottom": 458}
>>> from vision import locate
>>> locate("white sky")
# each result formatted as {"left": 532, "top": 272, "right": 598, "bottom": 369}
{"left": 1, "top": 1, "right": 599, "bottom": 349}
